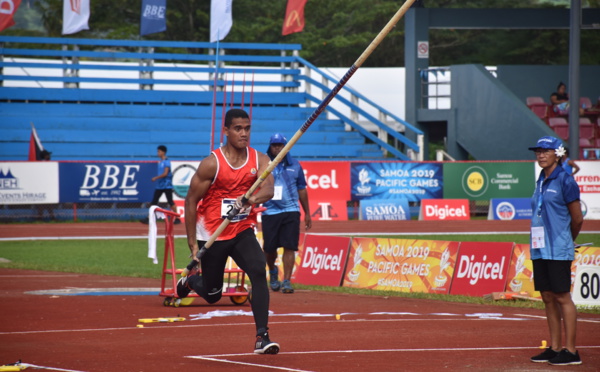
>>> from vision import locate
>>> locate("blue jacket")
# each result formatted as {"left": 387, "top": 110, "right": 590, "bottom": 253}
{"left": 530, "top": 165, "right": 580, "bottom": 260}
{"left": 262, "top": 154, "right": 307, "bottom": 215}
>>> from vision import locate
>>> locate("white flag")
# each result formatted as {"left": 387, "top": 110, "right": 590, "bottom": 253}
{"left": 62, "top": 0, "right": 90, "bottom": 35}
{"left": 210, "top": 0, "right": 232, "bottom": 43}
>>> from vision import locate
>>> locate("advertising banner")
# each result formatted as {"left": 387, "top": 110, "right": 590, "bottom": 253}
{"left": 299, "top": 161, "right": 351, "bottom": 201}
{"left": 305, "top": 199, "right": 348, "bottom": 221}
{"left": 350, "top": 162, "right": 442, "bottom": 202}
{"left": 359, "top": 198, "right": 410, "bottom": 221}
{"left": 294, "top": 234, "right": 351, "bottom": 287}
{"left": 488, "top": 198, "right": 532, "bottom": 220}
{"left": 574, "top": 161, "right": 600, "bottom": 220}
{"left": 59, "top": 162, "right": 155, "bottom": 203}
{"left": 443, "top": 162, "right": 534, "bottom": 200}
{"left": 0, "top": 162, "right": 59, "bottom": 204}
{"left": 450, "top": 242, "right": 514, "bottom": 296}
{"left": 342, "top": 237, "right": 460, "bottom": 294}
{"left": 419, "top": 199, "right": 470, "bottom": 221}
{"left": 505, "top": 244, "right": 537, "bottom": 297}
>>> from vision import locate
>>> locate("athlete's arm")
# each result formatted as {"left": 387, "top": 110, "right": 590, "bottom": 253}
{"left": 242, "top": 151, "right": 274, "bottom": 206}
{"left": 185, "top": 154, "right": 216, "bottom": 257}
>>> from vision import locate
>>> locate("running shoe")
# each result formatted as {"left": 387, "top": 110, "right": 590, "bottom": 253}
{"left": 176, "top": 265, "right": 200, "bottom": 298}
{"left": 269, "top": 267, "right": 281, "bottom": 291}
{"left": 548, "top": 349, "right": 582, "bottom": 365}
{"left": 531, "top": 347, "right": 558, "bottom": 363}
{"left": 281, "top": 279, "right": 294, "bottom": 294}
{"left": 254, "top": 331, "right": 280, "bottom": 354}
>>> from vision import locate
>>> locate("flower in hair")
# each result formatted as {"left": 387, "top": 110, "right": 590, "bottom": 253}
{"left": 555, "top": 145, "right": 566, "bottom": 158}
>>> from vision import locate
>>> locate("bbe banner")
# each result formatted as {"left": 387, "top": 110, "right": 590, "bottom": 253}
{"left": 294, "top": 234, "right": 351, "bottom": 287}
{"left": 359, "top": 198, "right": 410, "bottom": 220}
{"left": 0, "top": 162, "right": 59, "bottom": 204}
{"left": 419, "top": 199, "right": 470, "bottom": 220}
{"left": 488, "top": 198, "right": 532, "bottom": 220}
{"left": 59, "top": 162, "right": 155, "bottom": 203}
{"left": 444, "top": 162, "right": 534, "bottom": 200}
{"left": 342, "top": 238, "right": 460, "bottom": 294}
{"left": 450, "top": 242, "right": 514, "bottom": 296}
{"left": 350, "top": 162, "right": 442, "bottom": 202}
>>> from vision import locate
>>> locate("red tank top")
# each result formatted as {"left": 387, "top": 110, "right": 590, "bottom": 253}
{"left": 196, "top": 147, "right": 259, "bottom": 241}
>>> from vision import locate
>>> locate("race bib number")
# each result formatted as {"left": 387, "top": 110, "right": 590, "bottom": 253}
{"left": 221, "top": 198, "right": 250, "bottom": 222}
{"left": 531, "top": 226, "right": 545, "bottom": 249}
{"left": 273, "top": 185, "right": 283, "bottom": 201}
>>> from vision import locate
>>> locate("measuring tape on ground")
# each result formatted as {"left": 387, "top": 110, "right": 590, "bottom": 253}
{"left": 572, "top": 265, "right": 600, "bottom": 306}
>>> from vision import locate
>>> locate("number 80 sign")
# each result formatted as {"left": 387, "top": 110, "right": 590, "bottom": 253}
{"left": 572, "top": 265, "right": 600, "bottom": 307}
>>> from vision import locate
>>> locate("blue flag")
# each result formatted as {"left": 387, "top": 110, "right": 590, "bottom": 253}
{"left": 140, "top": 0, "right": 167, "bottom": 36}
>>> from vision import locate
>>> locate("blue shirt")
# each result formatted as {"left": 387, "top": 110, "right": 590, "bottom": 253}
{"left": 262, "top": 157, "right": 307, "bottom": 215}
{"left": 530, "top": 165, "right": 580, "bottom": 260}
{"left": 561, "top": 157, "right": 573, "bottom": 175}
{"left": 156, "top": 158, "right": 173, "bottom": 189}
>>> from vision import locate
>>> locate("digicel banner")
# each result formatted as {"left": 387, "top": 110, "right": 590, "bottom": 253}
{"left": 299, "top": 161, "right": 351, "bottom": 200}
{"left": 450, "top": 242, "right": 514, "bottom": 296}
{"left": 294, "top": 234, "right": 351, "bottom": 286}
{"left": 419, "top": 199, "right": 470, "bottom": 220}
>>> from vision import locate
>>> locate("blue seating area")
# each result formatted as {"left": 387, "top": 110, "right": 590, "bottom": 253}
{"left": 0, "top": 37, "right": 421, "bottom": 162}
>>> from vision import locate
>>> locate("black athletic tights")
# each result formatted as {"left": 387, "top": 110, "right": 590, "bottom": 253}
{"left": 190, "top": 228, "right": 269, "bottom": 334}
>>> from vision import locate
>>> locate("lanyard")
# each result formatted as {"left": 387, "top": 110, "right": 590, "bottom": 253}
{"left": 536, "top": 176, "right": 545, "bottom": 217}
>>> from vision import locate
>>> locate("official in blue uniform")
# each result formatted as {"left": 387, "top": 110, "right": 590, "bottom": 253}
{"left": 262, "top": 133, "right": 312, "bottom": 294}
{"left": 528, "top": 136, "right": 583, "bottom": 366}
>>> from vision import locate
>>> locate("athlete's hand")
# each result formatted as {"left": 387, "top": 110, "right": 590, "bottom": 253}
{"left": 234, "top": 195, "right": 249, "bottom": 210}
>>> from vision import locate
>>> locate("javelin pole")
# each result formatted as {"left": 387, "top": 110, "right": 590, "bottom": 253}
{"left": 183, "top": 0, "right": 416, "bottom": 275}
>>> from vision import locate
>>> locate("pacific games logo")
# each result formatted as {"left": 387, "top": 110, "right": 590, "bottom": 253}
{"left": 356, "top": 168, "right": 371, "bottom": 195}
{"left": 495, "top": 202, "right": 516, "bottom": 220}
{"left": 461, "top": 166, "right": 489, "bottom": 197}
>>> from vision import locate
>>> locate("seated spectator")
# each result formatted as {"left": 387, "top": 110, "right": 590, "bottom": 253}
{"left": 550, "top": 82, "right": 584, "bottom": 115}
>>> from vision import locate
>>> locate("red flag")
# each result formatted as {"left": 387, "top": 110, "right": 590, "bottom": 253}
{"left": 28, "top": 123, "right": 44, "bottom": 161}
{"left": 282, "top": 0, "right": 307, "bottom": 36}
{"left": 0, "top": 0, "right": 21, "bottom": 32}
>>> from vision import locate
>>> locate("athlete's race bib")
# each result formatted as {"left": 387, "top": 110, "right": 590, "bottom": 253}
{"left": 221, "top": 198, "right": 250, "bottom": 222}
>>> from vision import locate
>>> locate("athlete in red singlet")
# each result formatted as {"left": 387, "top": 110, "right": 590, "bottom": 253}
{"left": 180, "top": 108, "right": 279, "bottom": 355}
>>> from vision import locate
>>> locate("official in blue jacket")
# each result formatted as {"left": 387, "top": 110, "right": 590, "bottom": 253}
{"left": 262, "top": 133, "right": 312, "bottom": 294}
{"left": 528, "top": 136, "right": 583, "bottom": 366}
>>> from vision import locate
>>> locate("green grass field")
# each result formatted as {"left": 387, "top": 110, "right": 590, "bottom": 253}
{"left": 1, "top": 233, "right": 598, "bottom": 313}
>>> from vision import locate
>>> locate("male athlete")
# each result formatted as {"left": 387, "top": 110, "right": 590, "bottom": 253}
{"left": 178, "top": 108, "right": 279, "bottom": 354}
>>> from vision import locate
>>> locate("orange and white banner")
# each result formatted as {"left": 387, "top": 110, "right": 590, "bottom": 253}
{"left": 342, "top": 237, "right": 460, "bottom": 294}
{"left": 62, "top": 0, "right": 90, "bottom": 35}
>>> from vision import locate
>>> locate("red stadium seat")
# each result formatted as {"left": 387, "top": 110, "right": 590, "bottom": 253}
{"left": 548, "top": 117, "right": 568, "bottom": 128}
{"left": 580, "top": 96, "right": 593, "bottom": 109}
{"left": 579, "top": 117, "right": 595, "bottom": 140}
{"left": 526, "top": 97, "right": 550, "bottom": 122}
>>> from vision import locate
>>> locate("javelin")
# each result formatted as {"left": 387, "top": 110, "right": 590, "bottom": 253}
{"left": 183, "top": 0, "right": 417, "bottom": 275}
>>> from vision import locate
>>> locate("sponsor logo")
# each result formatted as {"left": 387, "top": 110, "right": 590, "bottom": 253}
{"left": 461, "top": 166, "right": 489, "bottom": 197}
{"left": 424, "top": 204, "right": 467, "bottom": 220}
{"left": 79, "top": 164, "right": 140, "bottom": 200}
{"left": 142, "top": 4, "right": 166, "bottom": 20}
{"left": 456, "top": 255, "right": 506, "bottom": 285}
{"left": 0, "top": 168, "right": 18, "bottom": 189}
{"left": 355, "top": 168, "right": 371, "bottom": 195}
{"left": 496, "top": 201, "right": 516, "bottom": 220}
{"left": 304, "top": 169, "right": 339, "bottom": 190}
{"left": 172, "top": 164, "right": 196, "bottom": 199}
{"left": 301, "top": 246, "right": 343, "bottom": 275}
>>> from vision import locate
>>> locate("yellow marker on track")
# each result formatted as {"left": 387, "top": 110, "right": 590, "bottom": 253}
{"left": 138, "top": 317, "right": 186, "bottom": 323}
{"left": 539, "top": 340, "right": 547, "bottom": 349}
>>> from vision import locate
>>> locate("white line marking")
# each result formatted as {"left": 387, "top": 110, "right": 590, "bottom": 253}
{"left": 0, "top": 235, "right": 187, "bottom": 241}
{"left": 186, "top": 356, "right": 314, "bottom": 372}
{"left": 21, "top": 363, "right": 88, "bottom": 372}
{"left": 196, "top": 345, "right": 600, "bottom": 359}
{"left": 516, "top": 314, "right": 600, "bottom": 324}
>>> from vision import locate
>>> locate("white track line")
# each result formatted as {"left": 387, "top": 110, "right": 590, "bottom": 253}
{"left": 0, "top": 316, "right": 538, "bottom": 336}
{"left": 186, "top": 356, "right": 314, "bottom": 372}
{"left": 20, "top": 363, "right": 87, "bottom": 372}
